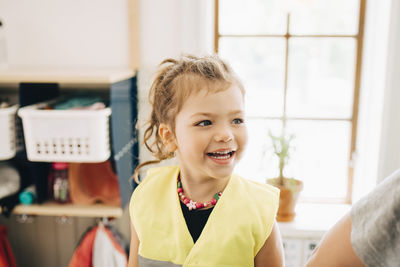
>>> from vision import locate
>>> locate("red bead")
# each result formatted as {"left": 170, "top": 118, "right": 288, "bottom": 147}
{"left": 177, "top": 179, "right": 222, "bottom": 210}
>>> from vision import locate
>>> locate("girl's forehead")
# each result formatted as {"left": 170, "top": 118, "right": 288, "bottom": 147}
{"left": 180, "top": 78, "right": 243, "bottom": 100}
{"left": 181, "top": 84, "right": 245, "bottom": 111}
{"left": 173, "top": 74, "right": 245, "bottom": 116}
{"left": 181, "top": 75, "right": 229, "bottom": 92}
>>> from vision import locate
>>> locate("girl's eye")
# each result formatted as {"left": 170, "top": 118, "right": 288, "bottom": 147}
{"left": 232, "top": 118, "right": 244, "bottom": 125}
{"left": 196, "top": 120, "right": 212, "bottom": 127}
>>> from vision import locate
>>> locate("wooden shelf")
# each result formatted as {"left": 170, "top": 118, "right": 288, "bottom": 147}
{"left": 12, "top": 201, "right": 123, "bottom": 218}
{"left": 0, "top": 68, "right": 135, "bottom": 86}
{"left": 0, "top": 68, "right": 136, "bottom": 218}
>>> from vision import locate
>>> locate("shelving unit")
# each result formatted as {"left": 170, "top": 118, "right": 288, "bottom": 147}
{"left": 0, "top": 68, "right": 135, "bottom": 86}
{"left": 12, "top": 201, "right": 123, "bottom": 218}
{"left": 0, "top": 68, "right": 138, "bottom": 218}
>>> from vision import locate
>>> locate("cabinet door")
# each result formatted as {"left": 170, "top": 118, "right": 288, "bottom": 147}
{"left": 110, "top": 76, "right": 139, "bottom": 207}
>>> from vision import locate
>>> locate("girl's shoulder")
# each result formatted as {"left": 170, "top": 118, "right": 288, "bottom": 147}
{"left": 130, "top": 165, "right": 179, "bottom": 201}
{"left": 230, "top": 174, "right": 280, "bottom": 208}
{"left": 136, "top": 165, "right": 179, "bottom": 188}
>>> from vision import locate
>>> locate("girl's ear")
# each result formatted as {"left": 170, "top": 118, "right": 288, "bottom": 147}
{"left": 159, "top": 123, "right": 177, "bottom": 152}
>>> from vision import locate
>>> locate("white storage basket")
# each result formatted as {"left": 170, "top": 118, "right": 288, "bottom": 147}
{"left": 0, "top": 104, "right": 18, "bottom": 160}
{"left": 18, "top": 101, "right": 111, "bottom": 162}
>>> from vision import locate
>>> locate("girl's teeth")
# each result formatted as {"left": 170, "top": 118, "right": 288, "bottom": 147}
{"left": 207, "top": 151, "right": 234, "bottom": 159}
{"left": 210, "top": 154, "right": 230, "bottom": 159}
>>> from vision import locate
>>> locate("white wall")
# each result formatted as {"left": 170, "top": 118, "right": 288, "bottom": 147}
{"left": 0, "top": 0, "right": 131, "bottom": 68}
{"left": 377, "top": 0, "right": 400, "bottom": 180}
{"left": 352, "top": 0, "right": 392, "bottom": 200}
{"left": 138, "top": 0, "right": 214, "bottom": 101}
{"left": 353, "top": 0, "right": 400, "bottom": 202}
{"left": 137, "top": 0, "right": 215, "bottom": 172}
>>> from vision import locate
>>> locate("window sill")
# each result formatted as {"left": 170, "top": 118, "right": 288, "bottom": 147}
{"left": 278, "top": 203, "right": 351, "bottom": 239}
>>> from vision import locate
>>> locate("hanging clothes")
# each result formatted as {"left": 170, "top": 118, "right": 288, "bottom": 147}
{"left": 0, "top": 225, "right": 17, "bottom": 267}
{"left": 92, "top": 225, "right": 128, "bottom": 267}
{"left": 69, "top": 222, "right": 128, "bottom": 267}
{"left": 68, "top": 226, "right": 97, "bottom": 267}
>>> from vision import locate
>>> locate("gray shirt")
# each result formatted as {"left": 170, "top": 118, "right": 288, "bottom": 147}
{"left": 351, "top": 169, "right": 400, "bottom": 267}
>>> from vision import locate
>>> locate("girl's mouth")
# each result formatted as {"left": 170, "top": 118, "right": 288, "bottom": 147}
{"left": 206, "top": 150, "right": 235, "bottom": 160}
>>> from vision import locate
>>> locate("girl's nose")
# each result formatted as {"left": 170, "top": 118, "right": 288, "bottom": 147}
{"left": 214, "top": 128, "right": 233, "bottom": 143}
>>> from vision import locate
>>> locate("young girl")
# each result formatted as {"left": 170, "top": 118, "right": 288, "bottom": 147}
{"left": 128, "top": 54, "right": 284, "bottom": 267}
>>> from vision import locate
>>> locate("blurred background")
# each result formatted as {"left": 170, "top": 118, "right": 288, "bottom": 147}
{"left": 0, "top": 0, "right": 399, "bottom": 266}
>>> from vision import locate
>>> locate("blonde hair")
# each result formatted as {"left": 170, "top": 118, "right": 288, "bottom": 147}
{"left": 133, "top": 54, "right": 244, "bottom": 183}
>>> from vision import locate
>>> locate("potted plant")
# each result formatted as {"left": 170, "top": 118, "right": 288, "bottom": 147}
{"left": 266, "top": 121, "right": 303, "bottom": 222}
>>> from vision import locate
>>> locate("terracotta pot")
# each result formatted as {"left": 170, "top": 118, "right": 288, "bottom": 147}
{"left": 267, "top": 178, "right": 303, "bottom": 222}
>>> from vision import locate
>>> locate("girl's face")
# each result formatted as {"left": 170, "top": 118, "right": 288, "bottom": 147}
{"left": 171, "top": 84, "right": 248, "bottom": 181}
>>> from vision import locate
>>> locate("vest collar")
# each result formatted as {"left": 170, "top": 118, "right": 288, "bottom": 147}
{"left": 168, "top": 166, "right": 238, "bottom": 264}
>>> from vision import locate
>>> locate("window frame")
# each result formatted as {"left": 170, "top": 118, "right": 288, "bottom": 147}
{"left": 214, "top": 0, "right": 366, "bottom": 204}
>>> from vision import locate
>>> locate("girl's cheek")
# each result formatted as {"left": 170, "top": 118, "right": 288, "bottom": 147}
{"left": 242, "top": 127, "right": 249, "bottom": 143}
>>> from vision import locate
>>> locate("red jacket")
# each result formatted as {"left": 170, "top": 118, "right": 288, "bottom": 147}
{"left": 0, "top": 225, "right": 17, "bottom": 267}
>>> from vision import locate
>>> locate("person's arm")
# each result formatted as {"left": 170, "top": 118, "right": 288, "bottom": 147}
{"left": 254, "top": 221, "right": 285, "bottom": 267}
{"left": 128, "top": 221, "right": 140, "bottom": 267}
{"left": 306, "top": 212, "right": 365, "bottom": 267}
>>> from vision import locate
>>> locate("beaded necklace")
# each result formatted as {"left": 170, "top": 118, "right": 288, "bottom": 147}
{"left": 177, "top": 177, "right": 222, "bottom": 211}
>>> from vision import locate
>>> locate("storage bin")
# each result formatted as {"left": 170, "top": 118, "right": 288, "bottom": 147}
{"left": 18, "top": 100, "right": 111, "bottom": 162}
{"left": 0, "top": 104, "right": 18, "bottom": 160}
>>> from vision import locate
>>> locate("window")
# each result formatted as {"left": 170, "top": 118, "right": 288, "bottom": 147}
{"left": 215, "top": 0, "right": 366, "bottom": 203}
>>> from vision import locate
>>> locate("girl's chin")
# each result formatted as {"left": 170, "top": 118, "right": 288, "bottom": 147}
{"left": 206, "top": 164, "right": 236, "bottom": 179}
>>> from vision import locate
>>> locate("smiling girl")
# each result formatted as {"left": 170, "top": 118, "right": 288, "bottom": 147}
{"left": 128, "top": 54, "right": 284, "bottom": 267}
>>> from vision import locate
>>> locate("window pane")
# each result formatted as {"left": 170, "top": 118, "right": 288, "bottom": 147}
{"left": 290, "top": 0, "right": 360, "bottom": 35}
{"left": 285, "top": 120, "right": 350, "bottom": 200}
{"left": 235, "top": 119, "right": 282, "bottom": 182}
{"left": 235, "top": 119, "right": 350, "bottom": 201}
{"left": 219, "top": 0, "right": 287, "bottom": 35}
{"left": 287, "top": 38, "right": 356, "bottom": 118}
{"left": 219, "top": 37, "right": 285, "bottom": 117}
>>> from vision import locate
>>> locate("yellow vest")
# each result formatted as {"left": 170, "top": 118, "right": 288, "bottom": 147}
{"left": 130, "top": 166, "right": 279, "bottom": 267}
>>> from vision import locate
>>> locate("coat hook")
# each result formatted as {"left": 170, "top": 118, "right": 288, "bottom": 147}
{"left": 96, "top": 216, "right": 112, "bottom": 227}
{"left": 16, "top": 214, "right": 35, "bottom": 224}
{"left": 55, "top": 215, "right": 71, "bottom": 225}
